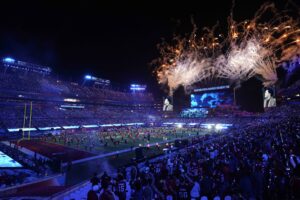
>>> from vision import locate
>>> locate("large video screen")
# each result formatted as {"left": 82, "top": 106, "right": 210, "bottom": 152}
{"left": 263, "top": 88, "right": 276, "bottom": 108}
{"left": 163, "top": 96, "right": 173, "bottom": 111}
{"left": 0, "top": 151, "right": 23, "bottom": 168}
{"left": 191, "top": 91, "right": 233, "bottom": 108}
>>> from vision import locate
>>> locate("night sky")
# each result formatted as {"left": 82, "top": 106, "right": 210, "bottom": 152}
{"left": 0, "top": 0, "right": 295, "bottom": 96}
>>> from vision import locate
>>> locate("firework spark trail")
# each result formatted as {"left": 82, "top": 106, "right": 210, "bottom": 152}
{"left": 218, "top": 3, "right": 300, "bottom": 85}
{"left": 215, "top": 38, "right": 279, "bottom": 87}
{"left": 240, "top": 3, "right": 299, "bottom": 62}
{"left": 161, "top": 56, "right": 212, "bottom": 94}
{"left": 154, "top": 25, "right": 222, "bottom": 94}
{"left": 216, "top": 38, "right": 270, "bottom": 82}
{"left": 154, "top": 2, "right": 299, "bottom": 92}
{"left": 254, "top": 57, "right": 278, "bottom": 87}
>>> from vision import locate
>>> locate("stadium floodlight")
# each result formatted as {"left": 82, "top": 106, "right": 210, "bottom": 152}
{"left": 215, "top": 124, "right": 223, "bottom": 130}
{"left": 130, "top": 84, "right": 147, "bottom": 91}
{"left": 85, "top": 75, "right": 92, "bottom": 80}
{"left": 176, "top": 123, "right": 183, "bottom": 128}
{"left": 188, "top": 123, "right": 198, "bottom": 126}
{"left": 3, "top": 57, "right": 15, "bottom": 63}
{"left": 207, "top": 124, "right": 213, "bottom": 129}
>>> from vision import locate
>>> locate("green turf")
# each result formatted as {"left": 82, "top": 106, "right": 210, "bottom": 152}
{"left": 60, "top": 128, "right": 211, "bottom": 185}
{"left": 43, "top": 127, "right": 202, "bottom": 154}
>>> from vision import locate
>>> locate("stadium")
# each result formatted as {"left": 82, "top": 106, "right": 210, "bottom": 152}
{"left": 0, "top": 1, "right": 300, "bottom": 200}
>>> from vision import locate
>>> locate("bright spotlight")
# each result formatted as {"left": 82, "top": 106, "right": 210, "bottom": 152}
{"left": 85, "top": 75, "right": 92, "bottom": 80}
{"left": 130, "top": 84, "right": 146, "bottom": 91}
{"left": 207, "top": 124, "right": 213, "bottom": 129}
{"left": 215, "top": 124, "right": 223, "bottom": 130}
{"left": 176, "top": 124, "right": 183, "bottom": 128}
{"left": 3, "top": 57, "right": 15, "bottom": 63}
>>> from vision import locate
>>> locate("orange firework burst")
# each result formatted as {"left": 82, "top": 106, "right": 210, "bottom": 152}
{"left": 153, "top": 24, "right": 223, "bottom": 94}
{"left": 217, "top": 3, "right": 299, "bottom": 86}
{"left": 153, "top": 2, "right": 299, "bottom": 92}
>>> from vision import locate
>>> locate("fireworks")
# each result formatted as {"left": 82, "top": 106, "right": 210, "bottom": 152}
{"left": 216, "top": 38, "right": 269, "bottom": 82}
{"left": 153, "top": 2, "right": 299, "bottom": 93}
{"left": 154, "top": 25, "right": 222, "bottom": 94}
{"left": 254, "top": 58, "right": 278, "bottom": 87}
{"left": 218, "top": 2, "right": 300, "bottom": 85}
{"left": 157, "top": 55, "right": 212, "bottom": 94}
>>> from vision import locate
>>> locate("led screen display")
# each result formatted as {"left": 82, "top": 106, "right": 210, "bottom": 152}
{"left": 191, "top": 91, "right": 233, "bottom": 108}
{"left": 0, "top": 151, "right": 22, "bottom": 168}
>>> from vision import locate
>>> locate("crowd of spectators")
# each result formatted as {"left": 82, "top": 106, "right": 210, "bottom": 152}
{"left": 180, "top": 105, "right": 256, "bottom": 118}
{"left": 1, "top": 61, "right": 300, "bottom": 199}
{"left": 0, "top": 143, "right": 52, "bottom": 189}
{"left": 0, "top": 69, "right": 154, "bottom": 104}
{"left": 278, "top": 79, "right": 300, "bottom": 100}
{"left": 0, "top": 100, "right": 159, "bottom": 129}
{"left": 0, "top": 168, "right": 41, "bottom": 190}
{"left": 0, "top": 69, "right": 158, "bottom": 130}
{"left": 83, "top": 106, "right": 300, "bottom": 200}
{"left": 280, "top": 54, "right": 300, "bottom": 87}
